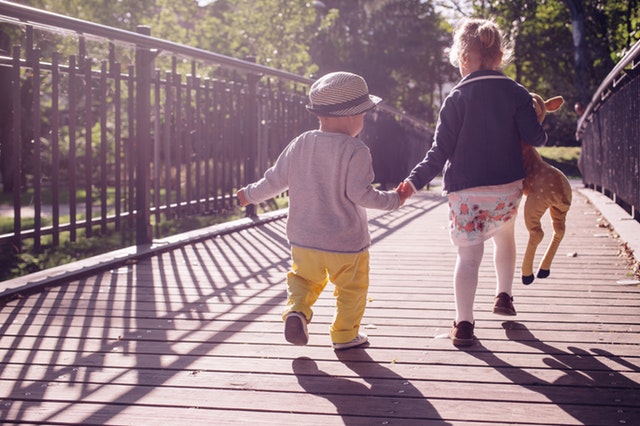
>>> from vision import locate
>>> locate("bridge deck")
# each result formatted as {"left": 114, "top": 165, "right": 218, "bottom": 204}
{"left": 1, "top": 186, "right": 639, "bottom": 425}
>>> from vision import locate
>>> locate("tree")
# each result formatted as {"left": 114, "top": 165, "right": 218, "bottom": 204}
{"left": 194, "top": 0, "right": 320, "bottom": 77}
{"left": 562, "top": 0, "right": 590, "bottom": 105}
{"left": 22, "top": 0, "right": 156, "bottom": 31}
{"left": 143, "top": 0, "right": 205, "bottom": 47}
{"left": 13, "top": 0, "right": 638, "bottom": 143}
{"left": 311, "top": 0, "right": 453, "bottom": 123}
{"left": 468, "top": 0, "right": 639, "bottom": 145}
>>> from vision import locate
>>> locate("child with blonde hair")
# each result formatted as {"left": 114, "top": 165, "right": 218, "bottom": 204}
{"left": 398, "top": 18, "right": 549, "bottom": 346}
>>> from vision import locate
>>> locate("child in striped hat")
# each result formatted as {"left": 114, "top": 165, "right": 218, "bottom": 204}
{"left": 237, "top": 71, "right": 409, "bottom": 350}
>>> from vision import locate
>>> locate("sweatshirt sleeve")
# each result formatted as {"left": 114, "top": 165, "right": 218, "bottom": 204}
{"left": 345, "top": 145, "right": 401, "bottom": 210}
{"left": 243, "top": 143, "right": 291, "bottom": 204}
{"left": 515, "top": 87, "right": 548, "bottom": 147}
{"left": 406, "top": 94, "right": 459, "bottom": 190}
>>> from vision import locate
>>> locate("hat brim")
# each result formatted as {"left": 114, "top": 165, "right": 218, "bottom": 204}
{"left": 306, "top": 94, "right": 382, "bottom": 117}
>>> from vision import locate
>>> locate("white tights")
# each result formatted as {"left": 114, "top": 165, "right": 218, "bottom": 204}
{"left": 453, "top": 220, "right": 516, "bottom": 323}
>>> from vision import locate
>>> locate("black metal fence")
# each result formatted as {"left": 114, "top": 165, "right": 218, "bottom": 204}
{"left": 577, "top": 39, "right": 640, "bottom": 221}
{"left": 0, "top": 1, "right": 433, "bottom": 256}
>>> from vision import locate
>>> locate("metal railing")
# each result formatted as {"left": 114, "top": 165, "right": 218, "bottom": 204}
{"left": 0, "top": 1, "right": 433, "bottom": 256}
{"left": 577, "top": 39, "right": 640, "bottom": 221}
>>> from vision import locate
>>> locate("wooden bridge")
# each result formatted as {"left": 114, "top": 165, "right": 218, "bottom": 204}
{"left": 1, "top": 183, "right": 639, "bottom": 425}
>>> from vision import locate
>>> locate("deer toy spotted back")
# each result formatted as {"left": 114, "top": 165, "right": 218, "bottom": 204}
{"left": 521, "top": 94, "right": 571, "bottom": 284}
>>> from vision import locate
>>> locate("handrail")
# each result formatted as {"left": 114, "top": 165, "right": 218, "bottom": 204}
{"left": 576, "top": 37, "right": 640, "bottom": 222}
{"left": 0, "top": 0, "right": 430, "bottom": 125}
{"left": 0, "top": 0, "right": 420, "bottom": 122}
{"left": 576, "top": 39, "right": 640, "bottom": 138}
{"left": 0, "top": 0, "right": 434, "bottom": 271}
{"left": 0, "top": 0, "right": 312, "bottom": 85}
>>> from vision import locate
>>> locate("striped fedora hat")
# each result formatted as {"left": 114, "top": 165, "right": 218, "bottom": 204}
{"left": 306, "top": 71, "right": 382, "bottom": 117}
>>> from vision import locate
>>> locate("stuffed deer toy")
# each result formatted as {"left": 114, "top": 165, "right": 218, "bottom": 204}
{"left": 521, "top": 94, "right": 572, "bottom": 284}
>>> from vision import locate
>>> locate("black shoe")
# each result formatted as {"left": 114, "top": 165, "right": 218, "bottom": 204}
{"left": 449, "top": 321, "right": 475, "bottom": 346}
{"left": 493, "top": 292, "right": 517, "bottom": 316}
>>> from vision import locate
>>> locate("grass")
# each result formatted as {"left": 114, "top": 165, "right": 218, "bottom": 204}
{"left": 0, "top": 187, "right": 100, "bottom": 206}
{"left": 537, "top": 146, "right": 582, "bottom": 178}
{"left": 0, "top": 196, "right": 289, "bottom": 281}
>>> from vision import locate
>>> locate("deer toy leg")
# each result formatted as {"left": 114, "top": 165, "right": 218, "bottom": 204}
{"left": 537, "top": 202, "right": 570, "bottom": 279}
{"left": 521, "top": 196, "right": 547, "bottom": 285}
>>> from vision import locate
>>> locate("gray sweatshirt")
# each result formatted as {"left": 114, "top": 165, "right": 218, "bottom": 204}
{"left": 243, "top": 129, "right": 401, "bottom": 253}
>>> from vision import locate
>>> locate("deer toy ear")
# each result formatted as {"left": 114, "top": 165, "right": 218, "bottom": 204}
{"left": 530, "top": 93, "right": 546, "bottom": 123}
{"left": 545, "top": 96, "right": 564, "bottom": 113}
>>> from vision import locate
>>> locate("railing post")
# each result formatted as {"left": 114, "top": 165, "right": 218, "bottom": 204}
{"left": 244, "top": 59, "right": 261, "bottom": 217}
{"left": 135, "top": 26, "right": 153, "bottom": 245}
{"left": 11, "top": 45, "right": 22, "bottom": 249}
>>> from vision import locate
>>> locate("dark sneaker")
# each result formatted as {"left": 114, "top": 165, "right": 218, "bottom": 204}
{"left": 284, "top": 312, "right": 309, "bottom": 345}
{"left": 449, "top": 321, "right": 475, "bottom": 346}
{"left": 493, "top": 292, "right": 517, "bottom": 316}
{"left": 332, "top": 333, "right": 368, "bottom": 350}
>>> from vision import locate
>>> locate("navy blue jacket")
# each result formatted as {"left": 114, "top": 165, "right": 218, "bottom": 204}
{"left": 407, "top": 70, "right": 547, "bottom": 193}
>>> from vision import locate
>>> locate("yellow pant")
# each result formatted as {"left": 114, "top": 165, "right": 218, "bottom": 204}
{"left": 283, "top": 246, "right": 370, "bottom": 344}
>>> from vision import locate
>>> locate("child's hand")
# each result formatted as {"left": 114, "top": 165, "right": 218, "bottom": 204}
{"left": 236, "top": 188, "right": 250, "bottom": 207}
{"left": 394, "top": 181, "right": 415, "bottom": 205}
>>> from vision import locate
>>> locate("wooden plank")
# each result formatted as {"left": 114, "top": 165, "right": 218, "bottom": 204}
{"left": 1, "top": 189, "right": 639, "bottom": 426}
{"left": 2, "top": 385, "right": 638, "bottom": 425}
{"left": 2, "top": 363, "right": 637, "bottom": 403}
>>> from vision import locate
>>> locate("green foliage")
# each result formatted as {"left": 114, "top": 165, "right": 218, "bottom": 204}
{"left": 0, "top": 216, "right": 48, "bottom": 234}
{"left": 38, "top": 0, "right": 156, "bottom": 31}
{"left": 143, "top": 0, "right": 208, "bottom": 48}
{"left": 465, "top": 0, "right": 639, "bottom": 145}
{"left": 210, "top": 0, "right": 319, "bottom": 76}
{"left": 0, "top": 229, "right": 127, "bottom": 281}
{"left": 12, "top": 0, "right": 639, "bottom": 143}
{"left": 0, "top": 195, "right": 288, "bottom": 280}
{"left": 15, "top": 0, "right": 452, "bottom": 123}
{"left": 0, "top": 186, "right": 92, "bottom": 207}
{"left": 153, "top": 210, "right": 237, "bottom": 236}
{"left": 0, "top": 205, "right": 239, "bottom": 280}
{"left": 312, "top": 0, "right": 453, "bottom": 123}
{"left": 139, "top": 0, "right": 321, "bottom": 77}
{"left": 537, "top": 146, "right": 582, "bottom": 178}
{"left": 0, "top": 243, "right": 23, "bottom": 281}
{"left": 537, "top": 146, "right": 581, "bottom": 163}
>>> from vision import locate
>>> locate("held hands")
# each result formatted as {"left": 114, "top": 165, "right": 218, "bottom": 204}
{"left": 238, "top": 183, "right": 414, "bottom": 207}
{"left": 394, "top": 180, "right": 415, "bottom": 205}
{"left": 236, "top": 188, "right": 250, "bottom": 207}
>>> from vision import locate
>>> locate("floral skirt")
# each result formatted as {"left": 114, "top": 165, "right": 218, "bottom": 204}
{"left": 447, "top": 180, "right": 523, "bottom": 246}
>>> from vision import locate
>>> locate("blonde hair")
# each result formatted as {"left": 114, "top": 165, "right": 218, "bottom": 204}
{"left": 449, "top": 18, "right": 512, "bottom": 70}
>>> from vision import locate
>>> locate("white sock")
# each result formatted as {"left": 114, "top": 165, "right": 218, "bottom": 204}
{"left": 453, "top": 242, "right": 484, "bottom": 323}
{"left": 493, "top": 221, "right": 517, "bottom": 296}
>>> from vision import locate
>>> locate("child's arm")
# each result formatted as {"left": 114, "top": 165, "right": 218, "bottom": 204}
{"left": 395, "top": 181, "right": 415, "bottom": 205}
